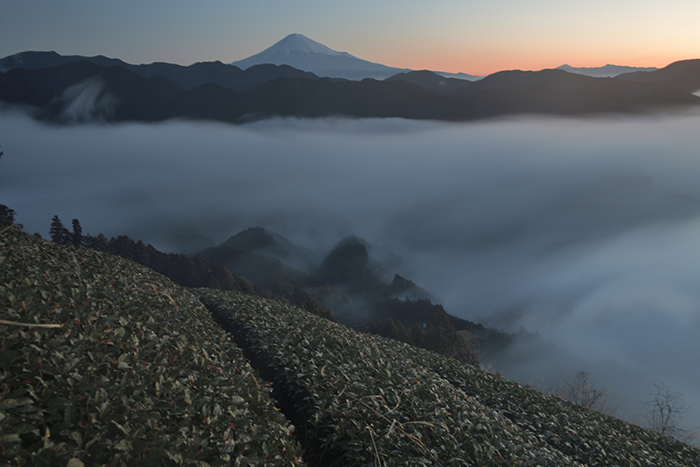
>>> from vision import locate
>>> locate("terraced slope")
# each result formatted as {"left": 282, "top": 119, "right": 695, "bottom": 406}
{"left": 0, "top": 227, "right": 304, "bottom": 466}
{"left": 199, "top": 290, "right": 700, "bottom": 467}
{"left": 2, "top": 225, "right": 699, "bottom": 466}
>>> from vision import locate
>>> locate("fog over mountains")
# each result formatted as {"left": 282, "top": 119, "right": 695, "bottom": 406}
{"left": 2, "top": 36, "right": 700, "bottom": 437}
{"left": 3, "top": 112, "right": 700, "bottom": 436}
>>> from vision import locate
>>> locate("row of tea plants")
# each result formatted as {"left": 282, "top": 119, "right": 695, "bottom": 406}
{"left": 201, "top": 290, "right": 575, "bottom": 466}
{"left": 421, "top": 355, "right": 700, "bottom": 466}
{"left": 199, "top": 289, "right": 700, "bottom": 467}
{"left": 0, "top": 227, "right": 305, "bottom": 466}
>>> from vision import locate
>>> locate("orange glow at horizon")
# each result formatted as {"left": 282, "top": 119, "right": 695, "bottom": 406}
{"left": 372, "top": 45, "right": 700, "bottom": 77}
{"left": 346, "top": 0, "right": 700, "bottom": 76}
{"left": 2, "top": 1, "right": 699, "bottom": 78}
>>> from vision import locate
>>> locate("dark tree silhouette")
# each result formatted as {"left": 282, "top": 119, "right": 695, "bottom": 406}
{"left": 49, "top": 215, "right": 70, "bottom": 244}
{"left": 0, "top": 204, "right": 15, "bottom": 226}
{"left": 71, "top": 219, "right": 83, "bottom": 246}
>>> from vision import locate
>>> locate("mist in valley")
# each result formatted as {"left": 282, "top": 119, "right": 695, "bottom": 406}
{"left": 2, "top": 109, "right": 700, "bottom": 436}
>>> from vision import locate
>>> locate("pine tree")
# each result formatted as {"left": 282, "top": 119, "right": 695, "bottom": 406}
{"left": 71, "top": 219, "right": 83, "bottom": 246}
{"left": 49, "top": 216, "right": 67, "bottom": 244}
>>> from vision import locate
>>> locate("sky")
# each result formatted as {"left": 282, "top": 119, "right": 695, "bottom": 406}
{"left": 1, "top": 0, "right": 699, "bottom": 75}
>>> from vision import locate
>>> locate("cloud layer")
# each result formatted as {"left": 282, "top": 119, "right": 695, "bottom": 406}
{"left": 2, "top": 110, "right": 699, "bottom": 434}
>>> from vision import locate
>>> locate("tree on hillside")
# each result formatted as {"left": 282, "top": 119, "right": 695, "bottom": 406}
{"left": 0, "top": 204, "right": 15, "bottom": 226}
{"left": 641, "top": 383, "right": 698, "bottom": 444}
{"left": 555, "top": 371, "right": 622, "bottom": 416}
{"left": 84, "top": 232, "right": 108, "bottom": 251}
{"left": 71, "top": 219, "right": 83, "bottom": 246}
{"left": 49, "top": 215, "right": 70, "bottom": 244}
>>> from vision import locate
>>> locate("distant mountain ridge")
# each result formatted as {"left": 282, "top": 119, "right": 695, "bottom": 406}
{"left": 616, "top": 59, "right": 700, "bottom": 87}
{"left": 385, "top": 70, "right": 472, "bottom": 95}
{"left": 557, "top": 63, "right": 658, "bottom": 77}
{"left": 0, "top": 50, "right": 318, "bottom": 91}
{"left": 1, "top": 51, "right": 699, "bottom": 123}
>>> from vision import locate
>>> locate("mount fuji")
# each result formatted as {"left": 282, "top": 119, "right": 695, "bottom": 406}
{"left": 232, "top": 33, "right": 411, "bottom": 80}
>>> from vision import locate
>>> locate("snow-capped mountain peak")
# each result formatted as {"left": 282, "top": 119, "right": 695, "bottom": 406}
{"left": 264, "top": 33, "right": 350, "bottom": 58}
{"left": 231, "top": 34, "right": 408, "bottom": 80}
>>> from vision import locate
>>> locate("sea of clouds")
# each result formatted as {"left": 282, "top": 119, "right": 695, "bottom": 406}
{"left": 2, "top": 109, "right": 699, "bottom": 435}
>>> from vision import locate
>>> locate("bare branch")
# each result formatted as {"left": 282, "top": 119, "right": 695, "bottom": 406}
{"left": 554, "top": 370, "right": 622, "bottom": 416}
{"left": 640, "top": 383, "right": 698, "bottom": 444}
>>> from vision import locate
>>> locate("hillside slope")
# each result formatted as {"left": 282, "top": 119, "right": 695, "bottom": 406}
{"left": 199, "top": 288, "right": 700, "bottom": 466}
{"left": 2, "top": 226, "right": 699, "bottom": 466}
{"left": 0, "top": 227, "right": 303, "bottom": 466}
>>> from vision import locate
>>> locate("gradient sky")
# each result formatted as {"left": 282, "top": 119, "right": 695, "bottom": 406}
{"left": 1, "top": 0, "right": 699, "bottom": 76}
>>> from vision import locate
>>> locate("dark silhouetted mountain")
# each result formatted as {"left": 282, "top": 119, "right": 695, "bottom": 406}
{"left": 446, "top": 68, "right": 700, "bottom": 116}
{"left": 449, "top": 68, "right": 672, "bottom": 97}
{"left": 123, "top": 61, "right": 317, "bottom": 91}
{"left": 0, "top": 50, "right": 128, "bottom": 72}
{"left": 199, "top": 235, "right": 315, "bottom": 298}
{"left": 385, "top": 70, "right": 472, "bottom": 95}
{"left": 316, "top": 235, "right": 370, "bottom": 285}
{"left": 216, "top": 227, "right": 300, "bottom": 257}
{"left": 0, "top": 60, "right": 182, "bottom": 122}
{"left": 203, "top": 248, "right": 314, "bottom": 298}
{"left": 386, "top": 274, "right": 433, "bottom": 301}
{"left": 2, "top": 59, "right": 699, "bottom": 124}
{"left": 232, "top": 33, "right": 410, "bottom": 80}
{"left": 0, "top": 50, "right": 318, "bottom": 91}
{"left": 616, "top": 59, "right": 700, "bottom": 93}
{"left": 209, "top": 227, "right": 314, "bottom": 270}
{"left": 616, "top": 59, "right": 700, "bottom": 82}
{"left": 313, "top": 235, "right": 398, "bottom": 308}
{"left": 227, "top": 63, "right": 318, "bottom": 91}
{"left": 557, "top": 64, "right": 657, "bottom": 78}
{"left": 433, "top": 71, "right": 483, "bottom": 81}
{"left": 199, "top": 229, "right": 437, "bottom": 326}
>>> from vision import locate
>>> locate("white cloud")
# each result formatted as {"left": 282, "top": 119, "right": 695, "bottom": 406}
{"left": 2, "top": 111, "right": 700, "bottom": 432}
{"left": 57, "top": 77, "right": 119, "bottom": 122}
